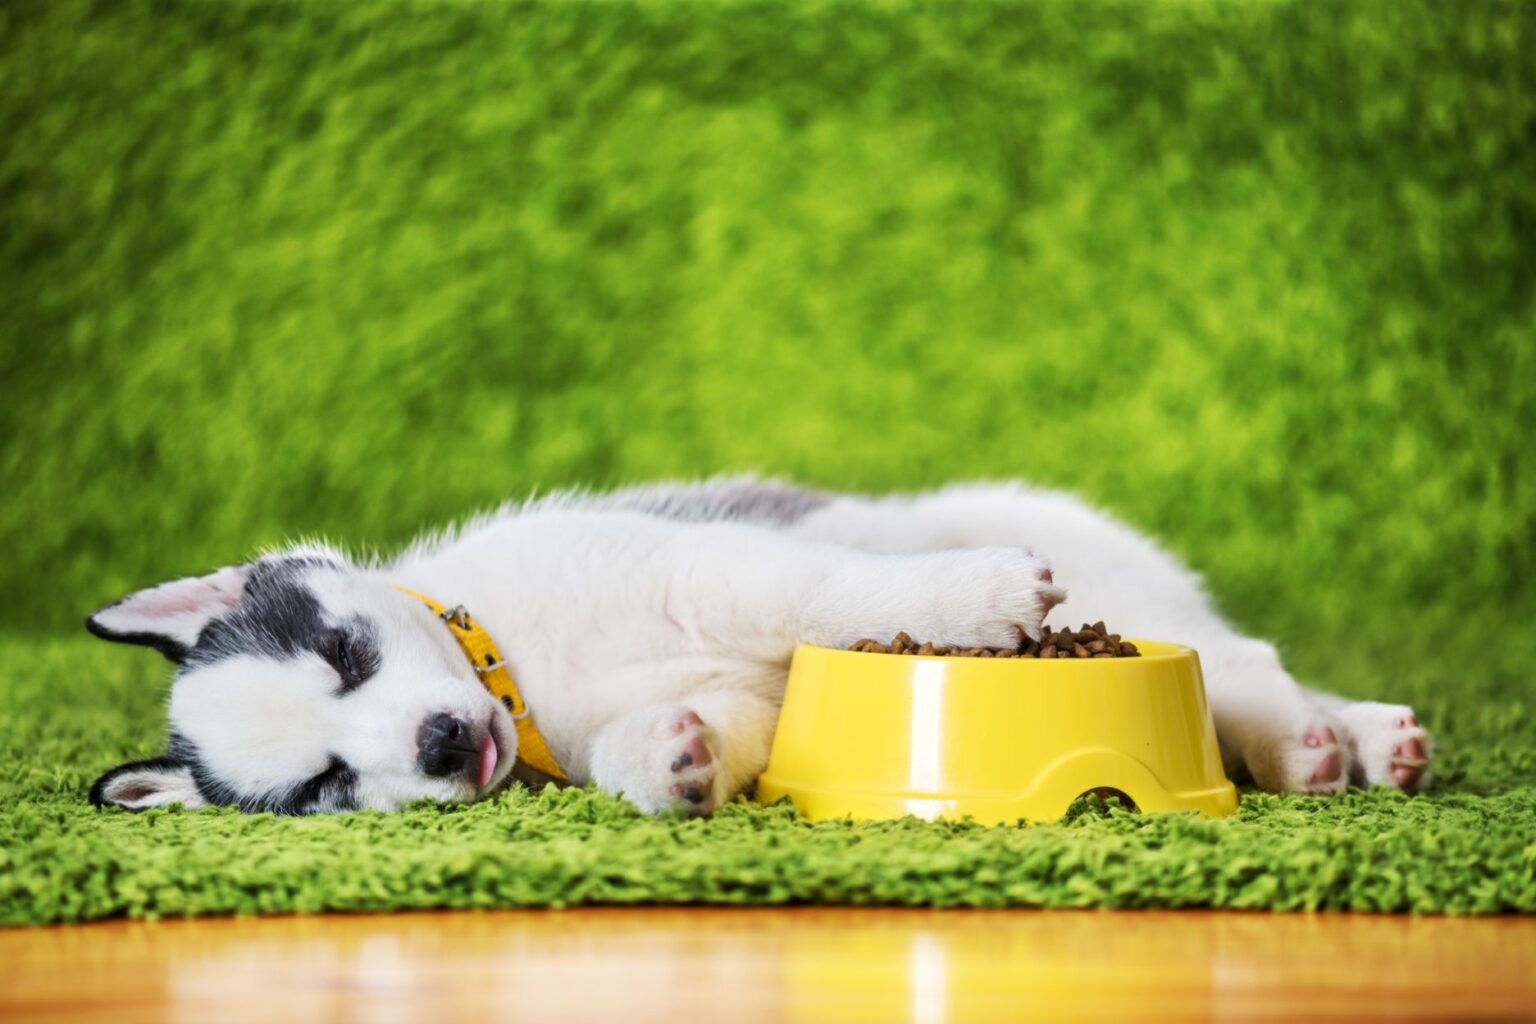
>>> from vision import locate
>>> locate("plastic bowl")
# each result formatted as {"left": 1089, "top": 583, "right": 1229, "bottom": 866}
{"left": 756, "top": 640, "right": 1237, "bottom": 825}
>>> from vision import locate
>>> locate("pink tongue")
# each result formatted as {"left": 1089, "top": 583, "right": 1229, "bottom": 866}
{"left": 476, "top": 732, "right": 499, "bottom": 788}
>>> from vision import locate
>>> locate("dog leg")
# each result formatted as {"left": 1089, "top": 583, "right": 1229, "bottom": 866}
{"left": 587, "top": 691, "right": 780, "bottom": 815}
{"left": 621, "top": 523, "right": 1065, "bottom": 664}
{"left": 796, "top": 546, "right": 1066, "bottom": 652}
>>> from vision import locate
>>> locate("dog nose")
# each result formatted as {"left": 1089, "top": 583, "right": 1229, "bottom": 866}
{"left": 417, "top": 712, "right": 477, "bottom": 778}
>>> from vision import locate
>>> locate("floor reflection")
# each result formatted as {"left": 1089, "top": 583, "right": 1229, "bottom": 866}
{"left": 3, "top": 908, "right": 1534, "bottom": 1023}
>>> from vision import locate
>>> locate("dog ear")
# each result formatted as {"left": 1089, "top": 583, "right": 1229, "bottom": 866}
{"left": 85, "top": 566, "right": 250, "bottom": 662}
{"left": 89, "top": 757, "right": 208, "bottom": 811}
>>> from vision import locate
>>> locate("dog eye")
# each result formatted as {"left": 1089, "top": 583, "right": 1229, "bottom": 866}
{"left": 296, "top": 756, "right": 357, "bottom": 813}
{"left": 334, "top": 636, "right": 354, "bottom": 675}
{"left": 324, "top": 624, "right": 377, "bottom": 695}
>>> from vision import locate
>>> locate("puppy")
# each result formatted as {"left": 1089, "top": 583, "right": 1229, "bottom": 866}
{"left": 87, "top": 479, "right": 1432, "bottom": 815}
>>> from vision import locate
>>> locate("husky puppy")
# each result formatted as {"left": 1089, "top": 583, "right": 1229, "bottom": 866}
{"left": 87, "top": 479, "right": 1431, "bottom": 815}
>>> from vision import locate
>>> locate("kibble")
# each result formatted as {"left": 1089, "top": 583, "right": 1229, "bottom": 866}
{"left": 847, "top": 623, "right": 1140, "bottom": 659}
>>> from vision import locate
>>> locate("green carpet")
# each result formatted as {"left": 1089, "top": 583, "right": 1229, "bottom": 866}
{"left": 3, "top": 0, "right": 1535, "bottom": 924}
{"left": 3, "top": 630, "right": 1534, "bottom": 924}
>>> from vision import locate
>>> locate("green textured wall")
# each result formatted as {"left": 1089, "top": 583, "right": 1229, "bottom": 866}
{"left": 3, "top": 0, "right": 1533, "bottom": 655}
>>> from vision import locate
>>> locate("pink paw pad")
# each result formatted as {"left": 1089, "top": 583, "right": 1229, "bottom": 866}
{"left": 669, "top": 734, "right": 713, "bottom": 773}
{"left": 670, "top": 711, "right": 703, "bottom": 735}
{"left": 1390, "top": 737, "right": 1428, "bottom": 790}
{"left": 664, "top": 711, "right": 715, "bottom": 810}
{"left": 1390, "top": 765, "right": 1421, "bottom": 788}
{"left": 1309, "top": 752, "right": 1342, "bottom": 785}
{"left": 1035, "top": 571, "right": 1064, "bottom": 620}
{"left": 1303, "top": 725, "right": 1342, "bottom": 787}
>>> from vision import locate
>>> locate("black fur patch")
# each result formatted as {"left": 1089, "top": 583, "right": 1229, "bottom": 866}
{"left": 284, "top": 757, "right": 360, "bottom": 814}
{"left": 168, "top": 731, "right": 359, "bottom": 815}
{"left": 184, "top": 556, "right": 382, "bottom": 696}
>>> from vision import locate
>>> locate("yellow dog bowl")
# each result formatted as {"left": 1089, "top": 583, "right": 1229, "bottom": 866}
{"left": 757, "top": 640, "right": 1237, "bottom": 825}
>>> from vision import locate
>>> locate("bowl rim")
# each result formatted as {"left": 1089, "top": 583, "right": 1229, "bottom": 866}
{"left": 799, "top": 638, "right": 1195, "bottom": 663}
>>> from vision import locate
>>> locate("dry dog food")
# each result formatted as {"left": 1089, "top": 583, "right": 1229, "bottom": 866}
{"left": 848, "top": 623, "right": 1140, "bottom": 659}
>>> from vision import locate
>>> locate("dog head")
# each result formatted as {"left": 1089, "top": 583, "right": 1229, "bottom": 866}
{"left": 86, "top": 551, "right": 519, "bottom": 814}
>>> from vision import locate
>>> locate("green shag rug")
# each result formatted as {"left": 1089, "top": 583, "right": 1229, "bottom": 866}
{"left": 3, "top": 0, "right": 1535, "bottom": 924}
{"left": 2, "top": 631, "right": 1534, "bottom": 925}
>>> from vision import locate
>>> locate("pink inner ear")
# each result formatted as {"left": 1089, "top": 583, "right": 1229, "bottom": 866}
{"left": 148, "top": 581, "right": 242, "bottom": 618}
{"left": 110, "top": 779, "right": 163, "bottom": 802}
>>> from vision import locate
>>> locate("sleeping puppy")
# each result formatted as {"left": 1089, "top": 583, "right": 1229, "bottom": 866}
{"left": 87, "top": 479, "right": 1432, "bottom": 815}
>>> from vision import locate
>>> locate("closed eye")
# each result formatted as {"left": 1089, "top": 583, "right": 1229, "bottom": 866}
{"left": 293, "top": 757, "right": 357, "bottom": 814}
{"left": 235, "top": 756, "right": 359, "bottom": 815}
{"left": 324, "top": 623, "right": 380, "bottom": 694}
{"left": 309, "top": 758, "right": 350, "bottom": 790}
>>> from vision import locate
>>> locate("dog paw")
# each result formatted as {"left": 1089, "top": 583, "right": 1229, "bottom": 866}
{"left": 1333, "top": 702, "right": 1433, "bottom": 793}
{"left": 1245, "top": 717, "right": 1353, "bottom": 796}
{"left": 940, "top": 548, "right": 1066, "bottom": 646}
{"left": 591, "top": 705, "right": 722, "bottom": 815}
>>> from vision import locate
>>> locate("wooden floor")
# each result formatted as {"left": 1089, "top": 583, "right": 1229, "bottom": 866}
{"left": 3, "top": 909, "right": 1534, "bottom": 1023}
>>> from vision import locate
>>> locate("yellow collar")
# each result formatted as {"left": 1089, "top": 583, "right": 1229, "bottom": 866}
{"left": 394, "top": 586, "right": 568, "bottom": 784}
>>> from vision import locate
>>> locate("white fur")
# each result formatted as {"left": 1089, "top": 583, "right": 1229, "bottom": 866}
{"left": 98, "top": 479, "right": 1432, "bottom": 814}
